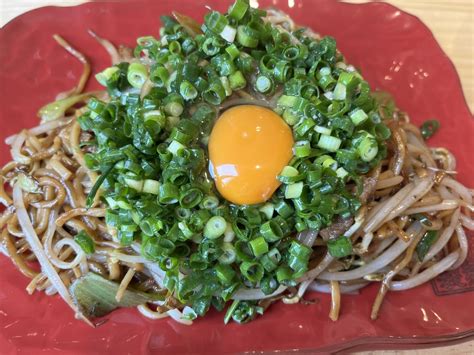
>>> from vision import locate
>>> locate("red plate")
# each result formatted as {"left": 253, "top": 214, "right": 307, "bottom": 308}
{"left": 1, "top": 0, "right": 473, "bottom": 353}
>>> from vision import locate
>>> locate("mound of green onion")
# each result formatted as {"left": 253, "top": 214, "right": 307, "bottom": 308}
{"left": 78, "top": 0, "right": 390, "bottom": 323}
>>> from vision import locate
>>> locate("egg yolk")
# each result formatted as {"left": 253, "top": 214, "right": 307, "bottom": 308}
{"left": 208, "top": 105, "right": 294, "bottom": 205}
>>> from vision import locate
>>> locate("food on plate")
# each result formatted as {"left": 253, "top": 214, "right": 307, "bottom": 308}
{"left": 1, "top": 0, "right": 472, "bottom": 326}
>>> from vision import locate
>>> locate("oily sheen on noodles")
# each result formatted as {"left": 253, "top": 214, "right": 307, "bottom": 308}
{"left": 0, "top": 2, "right": 472, "bottom": 326}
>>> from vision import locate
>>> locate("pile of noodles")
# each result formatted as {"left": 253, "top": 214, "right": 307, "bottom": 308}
{"left": 0, "top": 9, "right": 472, "bottom": 325}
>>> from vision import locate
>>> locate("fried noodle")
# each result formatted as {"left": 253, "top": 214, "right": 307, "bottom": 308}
{"left": 0, "top": 12, "right": 471, "bottom": 326}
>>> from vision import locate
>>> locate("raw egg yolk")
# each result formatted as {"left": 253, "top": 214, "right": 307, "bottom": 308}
{"left": 208, "top": 105, "right": 294, "bottom": 205}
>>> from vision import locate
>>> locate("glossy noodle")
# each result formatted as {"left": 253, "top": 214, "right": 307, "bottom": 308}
{"left": 0, "top": 6, "right": 472, "bottom": 326}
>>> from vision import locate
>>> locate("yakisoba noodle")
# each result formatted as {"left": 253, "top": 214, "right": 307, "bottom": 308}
{"left": 0, "top": 6, "right": 472, "bottom": 326}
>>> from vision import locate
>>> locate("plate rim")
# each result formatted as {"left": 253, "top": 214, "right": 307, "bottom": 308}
{"left": 0, "top": 0, "right": 473, "bottom": 353}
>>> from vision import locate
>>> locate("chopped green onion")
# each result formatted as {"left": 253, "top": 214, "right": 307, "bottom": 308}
{"left": 295, "top": 117, "right": 315, "bottom": 136}
{"left": 224, "top": 300, "right": 240, "bottom": 324}
{"left": 232, "top": 218, "right": 251, "bottom": 240}
{"left": 95, "top": 66, "right": 119, "bottom": 86}
{"left": 215, "top": 264, "right": 236, "bottom": 284}
{"left": 144, "top": 110, "right": 166, "bottom": 128}
{"left": 220, "top": 76, "right": 232, "bottom": 96}
{"left": 260, "top": 276, "right": 279, "bottom": 295}
{"left": 374, "top": 123, "right": 391, "bottom": 140}
{"left": 420, "top": 119, "right": 440, "bottom": 139}
{"left": 167, "top": 116, "right": 180, "bottom": 130}
{"left": 255, "top": 75, "right": 273, "bottom": 94}
{"left": 273, "top": 60, "right": 292, "bottom": 83}
{"left": 336, "top": 167, "right": 348, "bottom": 179}
{"left": 205, "top": 11, "right": 228, "bottom": 33}
{"left": 288, "top": 240, "right": 312, "bottom": 273}
{"left": 202, "top": 37, "right": 221, "bottom": 56}
{"left": 285, "top": 182, "right": 304, "bottom": 199}
{"left": 127, "top": 62, "right": 148, "bottom": 89}
{"left": 416, "top": 230, "right": 439, "bottom": 261}
{"left": 219, "top": 242, "right": 237, "bottom": 264}
{"left": 158, "top": 183, "right": 179, "bottom": 204}
{"left": 318, "top": 75, "right": 336, "bottom": 90}
{"left": 356, "top": 136, "right": 378, "bottom": 162}
{"left": 293, "top": 140, "right": 311, "bottom": 158}
{"left": 223, "top": 223, "right": 235, "bottom": 242}
{"left": 276, "top": 265, "right": 294, "bottom": 286}
{"left": 249, "top": 236, "right": 269, "bottom": 257}
{"left": 316, "top": 155, "right": 338, "bottom": 169}
{"left": 349, "top": 108, "right": 368, "bottom": 126}
{"left": 317, "top": 134, "right": 342, "bottom": 152}
{"left": 211, "top": 54, "right": 236, "bottom": 76}
{"left": 237, "top": 25, "right": 258, "bottom": 48}
{"left": 319, "top": 67, "right": 331, "bottom": 76}
{"left": 260, "top": 220, "right": 283, "bottom": 242}
{"left": 277, "top": 95, "right": 298, "bottom": 108}
{"left": 142, "top": 218, "right": 163, "bottom": 236}
{"left": 201, "top": 195, "right": 219, "bottom": 209}
{"left": 282, "top": 109, "right": 299, "bottom": 126}
{"left": 240, "top": 261, "right": 264, "bottom": 283}
{"left": 150, "top": 66, "right": 169, "bottom": 86}
{"left": 203, "top": 82, "right": 226, "bottom": 105}
{"left": 168, "top": 40, "right": 181, "bottom": 54}
{"left": 167, "top": 140, "right": 186, "bottom": 155}
{"left": 179, "top": 187, "right": 203, "bottom": 209}
{"left": 124, "top": 178, "right": 144, "bottom": 192}
{"left": 274, "top": 200, "right": 293, "bottom": 218}
{"left": 136, "top": 36, "right": 156, "bottom": 48}
{"left": 225, "top": 44, "right": 240, "bottom": 60}
{"left": 280, "top": 165, "right": 299, "bottom": 178}
{"left": 229, "top": 70, "right": 247, "bottom": 90}
{"left": 164, "top": 101, "right": 184, "bottom": 117}
{"left": 228, "top": 0, "right": 249, "bottom": 20}
{"left": 75, "top": 231, "right": 95, "bottom": 254}
{"left": 179, "top": 80, "right": 198, "bottom": 101}
{"left": 220, "top": 25, "right": 237, "bottom": 43}
{"left": 261, "top": 248, "right": 281, "bottom": 272}
{"left": 327, "top": 236, "right": 352, "bottom": 258}
{"left": 260, "top": 248, "right": 282, "bottom": 272}
{"left": 259, "top": 203, "right": 274, "bottom": 220}
{"left": 204, "top": 216, "right": 227, "bottom": 239}
{"left": 235, "top": 240, "right": 253, "bottom": 261}
{"left": 314, "top": 125, "right": 332, "bottom": 135}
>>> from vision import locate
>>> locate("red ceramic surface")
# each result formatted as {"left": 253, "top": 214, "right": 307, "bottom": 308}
{"left": 0, "top": 0, "right": 473, "bottom": 353}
